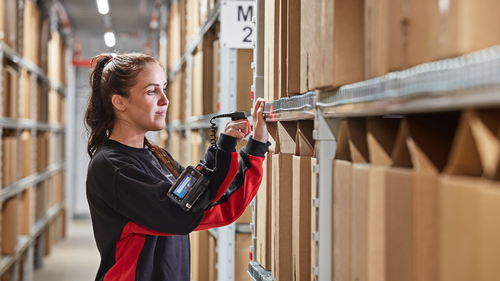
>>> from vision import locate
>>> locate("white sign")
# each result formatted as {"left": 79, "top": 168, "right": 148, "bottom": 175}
{"left": 220, "top": 1, "right": 255, "bottom": 49}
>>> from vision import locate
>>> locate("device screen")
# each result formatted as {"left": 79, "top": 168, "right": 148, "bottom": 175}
{"left": 173, "top": 173, "right": 197, "bottom": 199}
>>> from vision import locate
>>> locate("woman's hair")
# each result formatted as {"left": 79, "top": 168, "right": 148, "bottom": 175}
{"left": 85, "top": 53, "right": 178, "bottom": 177}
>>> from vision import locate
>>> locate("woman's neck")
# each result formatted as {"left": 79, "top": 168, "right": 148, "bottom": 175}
{"left": 109, "top": 123, "right": 146, "bottom": 148}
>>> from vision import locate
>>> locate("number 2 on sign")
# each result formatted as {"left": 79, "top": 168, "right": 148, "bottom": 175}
{"left": 243, "top": 27, "right": 252, "bottom": 43}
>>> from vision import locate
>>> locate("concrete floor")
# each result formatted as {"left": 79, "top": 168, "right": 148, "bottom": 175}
{"left": 34, "top": 219, "right": 100, "bottom": 281}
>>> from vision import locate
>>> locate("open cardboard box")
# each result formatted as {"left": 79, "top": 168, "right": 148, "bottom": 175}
{"left": 331, "top": 119, "right": 353, "bottom": 281}
{"left": 271, "top": 121, "right": 296, "bottom": 280}
{"left": 440, "top": 109, "right": 500, "bottom": 281}
{"left": 256, "top": 122, "right": 275, "bottom": 270}
{"left": 292, "top": 120, "right": 315, "bottom": 281}
{"left": 366, "top": 116, "right": 400, "bottom": 281}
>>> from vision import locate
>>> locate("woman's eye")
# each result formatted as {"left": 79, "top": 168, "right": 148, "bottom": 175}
{"left": 147, "top": 89, "right": 155, "bottom": 95}
{"left": 163, "top": 87, "right": 167, "bottom": 93}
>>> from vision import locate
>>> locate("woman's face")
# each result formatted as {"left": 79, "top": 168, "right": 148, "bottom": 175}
{"left": 122, "top": 62, "right": 169, "bottom": 132}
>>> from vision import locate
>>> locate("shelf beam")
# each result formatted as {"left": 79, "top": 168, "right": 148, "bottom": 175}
{"left": 0, "top": 162, "right": 66, "bottom": 202}
{"left": 0, "top": 203, "right": 64, "bottom": 276}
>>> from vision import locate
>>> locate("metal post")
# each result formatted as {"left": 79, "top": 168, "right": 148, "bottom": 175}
{"left": 313, "top": 113, "right": 340, "bottom": 281}
{"left": 64, "top": 45, "right": 75, "bottom": 222}
{"left": 250, "top": 0, "right": 265, "bottom": 264}
{"left": 184, "top": 54, "right": 194, "bottom": 166}
{"left": 217, "top": 46, "right": 237, "bottom": 281}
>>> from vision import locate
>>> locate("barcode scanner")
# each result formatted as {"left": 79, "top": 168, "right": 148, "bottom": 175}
{"left": 167, "top": 111, "right": 248, "bottom": 212}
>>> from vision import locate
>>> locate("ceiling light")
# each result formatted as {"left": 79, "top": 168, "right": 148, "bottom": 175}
{"left": 104, "top": 32, "right": 115, "bottom": 47}
{"left": 96, "top": 0, "right": 109, "bottom": 15}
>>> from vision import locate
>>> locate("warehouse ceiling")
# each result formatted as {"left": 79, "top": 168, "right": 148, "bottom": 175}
{"left": 58, "top": 0, "right": 161, "bottom": 58}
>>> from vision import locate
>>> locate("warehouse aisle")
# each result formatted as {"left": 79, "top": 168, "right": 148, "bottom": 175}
{"left": 34, "top": 219, "right": 100, "bottom": 281}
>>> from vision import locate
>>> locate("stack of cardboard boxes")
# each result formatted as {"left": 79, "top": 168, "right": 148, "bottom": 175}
{"left": 266, "top": 0, "right": 500, "bottom": 99}
{"left": 0, "top": 0, "right": 67, "bottom": 277}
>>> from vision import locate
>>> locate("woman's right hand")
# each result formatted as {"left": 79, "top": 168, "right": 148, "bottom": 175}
{"left": 223, "top": 119, "right": 251, "bottom": 142}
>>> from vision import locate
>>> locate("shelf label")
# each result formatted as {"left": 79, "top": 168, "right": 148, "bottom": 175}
{"left": 220, "top": 1, "right": 255, "bottom": 49}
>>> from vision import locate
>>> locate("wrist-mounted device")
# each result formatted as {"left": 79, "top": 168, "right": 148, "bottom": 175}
{"left": 166, "top": 111, "right": 248, "bottom": 211}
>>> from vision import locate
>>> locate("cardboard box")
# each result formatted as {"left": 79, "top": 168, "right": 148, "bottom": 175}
{"left": 3, "top": 65, "right": 18, "bottom": 118}
{"left": 366, "top": 117, "right": 400, "bottom": 281}
{"left": 332, "top": 120, "right": 353, "bottom": 281}
{"left": 53, "top": 172, "right": 64, "bottom": 206}
{"left": 385, "top": 114, "right": 459, "bottom": 281}
{"left": 345, "top": 118, "right": 370, "bottom": 281}
{"left": 316, "top": 0, "right": 365, "bottom": 89}
{"left": 430, "top": 0, "right": 500, "bottom": 61}
{"left": 35, "top": 183, "right": 43, "bottom": 221}
{"left": 187, "top": 0, "right": 200, "bottom": 39}
{"left": 2, "top": 131, "right": 18, "bottom": 186}
{"left": 169, "top": 131, "right": 182, "bottom": 163}
{"left": 300, "top": 0, "right": 319, "bottom": 93}
{"left": 48, "top": 89, "right": 60, "bottom": 123}
{"left": 2, "top": 131, "right": 12, "bottom": 186}
{"left": 212, "top": 39, "right": 220, "bottom": 113}
{"left": 190, "top": 130, "right": 202, "bottom": 165}
{"left": 19, "top": 68, "right": 31, "bottom": 119}
{"left": 292, "top": 121, "right": 314, "bottom": 281}
{"left": 167, "top": 1, "right": 182, "bottom": 69}
{"left": 190, "top": 230, "right": 209, "bottom": 281}
{"left": 202, "top": 31, "right": 214, "bottom": 115}
{"left": 285, "top": 0, "right": 301, "bottom": 95}
{"left": 236, "top": 49, "right": 253, "bottom": 112}
{"left": 20, "top": 187, "right": 33, "bottom": 235}
{"left": 37, "top": 131, "right": 50, "bottom": 172}
{"left": 20, "top": 130, "right": 32, "bottom": 178}
{"left": 235, "top": 233, "right": 252, "bottom": 281}
{"left": 439, "top": 110, "right": 499, "bottom": 281}
{"left": 271, "top": 121, "right": 295, "bottom": 280}
{"left": 364, "top": 0, "right": 389, "bottom": 78}
{"left": 2, "top": 198, "right": 18, "bottom": 255}
{"left": 208, "top": 234, "right": 217, "bottom": 281}
{"left": 264, "top": 0, "right": 279, "bottom": 101}
{"left": 255, "top": 123, "right": 275, "bottom": 270}
{"left": 3, "top": 0, "right": 18, "bottom": 50}
{"left": 167, "top": 70, "right": 186, "bottom": 121}
{"left": 48, "top": 31, "right": 63, "bottom": 83}
{"left": 478, "top": 186, "right": 500, "bottom": 281}
{"left": 192, "top": 31, "right": 215, "bottom": 117}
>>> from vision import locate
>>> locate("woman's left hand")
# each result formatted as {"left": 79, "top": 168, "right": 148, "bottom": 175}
{"left": 251, "top": 98, "right": 268, "bottom": 143}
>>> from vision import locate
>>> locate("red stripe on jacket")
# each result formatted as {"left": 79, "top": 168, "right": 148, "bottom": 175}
{"left": 195, "top": 154, "right": 264, "bottom": 230}
{"left": 210, "top": 152, "right": 239, "bottom": 203}
{"left": 104, "top": 222, "right": 176, "bottom": 281}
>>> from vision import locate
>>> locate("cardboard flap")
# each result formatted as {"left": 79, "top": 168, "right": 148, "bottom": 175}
{"left": 406, "top": 113, "right": 460, "bottom": 172}
{"left": 367, "top": 117, "right": 400, "bottom": 166}
{"left": 392, "top": 119, "right": 413, "bottom": 168}
{"left": 347, "top": 118, "right": 369, "bottom": 163}
{"left": 444, "top": 111, "right": 483, "bottom": 177}
{"left": 468, "top": 109, "right": 500, "bottom": 179}
{"left": 267, "top": 122, "right": 278, "bottom": 153}
{"left": 275, "top": 121, "right": 296, "bottom": 154}
{"left": 334, "top": 119, "right": 352, "bottom": 161}
{"left": 295, "top": 120, "right": 315, "bottom": 156}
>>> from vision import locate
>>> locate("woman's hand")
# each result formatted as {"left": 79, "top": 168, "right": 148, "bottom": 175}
{"left": 251, "top": 98, "right": 268, "bottom": 143}
{"left": 223, "top": 119, "right": 251, "bottom": 142}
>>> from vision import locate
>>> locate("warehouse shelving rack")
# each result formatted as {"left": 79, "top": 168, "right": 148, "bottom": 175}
{"left": 247, "top": 43, "right": 500, "bottom": 280}
{"left": 164, "top": 1, "right": 254, "bottom": 281}
{"left": 0, "top": 0, "right": 70, "bottom": 279}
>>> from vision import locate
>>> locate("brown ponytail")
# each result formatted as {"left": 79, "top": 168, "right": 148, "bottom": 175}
{"left": 85, "top": 53, "right": 162, "bottom": 157}
{"left": 144, "top": 138, "right": 180, "bottom": 179}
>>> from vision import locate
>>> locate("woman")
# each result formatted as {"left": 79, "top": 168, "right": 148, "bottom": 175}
{"left": 85, "top": 53, "right": 269, "bottom": 281}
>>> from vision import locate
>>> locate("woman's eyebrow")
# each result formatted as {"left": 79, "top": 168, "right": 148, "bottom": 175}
{"left": 142, "top": 82, "right": 168, "bottom": 89}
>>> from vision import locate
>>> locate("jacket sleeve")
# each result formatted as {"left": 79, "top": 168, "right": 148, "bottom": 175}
{"left": 87, "top": 153, "right": 206, "bottom": 236}
{"left": 194, "top": 137, "right": 270, "bottom": 231}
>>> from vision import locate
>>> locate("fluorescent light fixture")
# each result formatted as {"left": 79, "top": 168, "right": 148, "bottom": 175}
{"left": 104, "top": 32, "right": 115, "bottom": 47}
{"left": 96, "top": 0, "right": 109, "bottom": 15}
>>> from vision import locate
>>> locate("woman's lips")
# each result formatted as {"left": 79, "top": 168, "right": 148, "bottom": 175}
{"left": 156, "top": 111, "right": 166, "bottom": 117}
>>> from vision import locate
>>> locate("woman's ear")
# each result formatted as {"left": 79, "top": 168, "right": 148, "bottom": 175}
{"left": 111, "top": 94, "right": 126, "bottom": 112}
